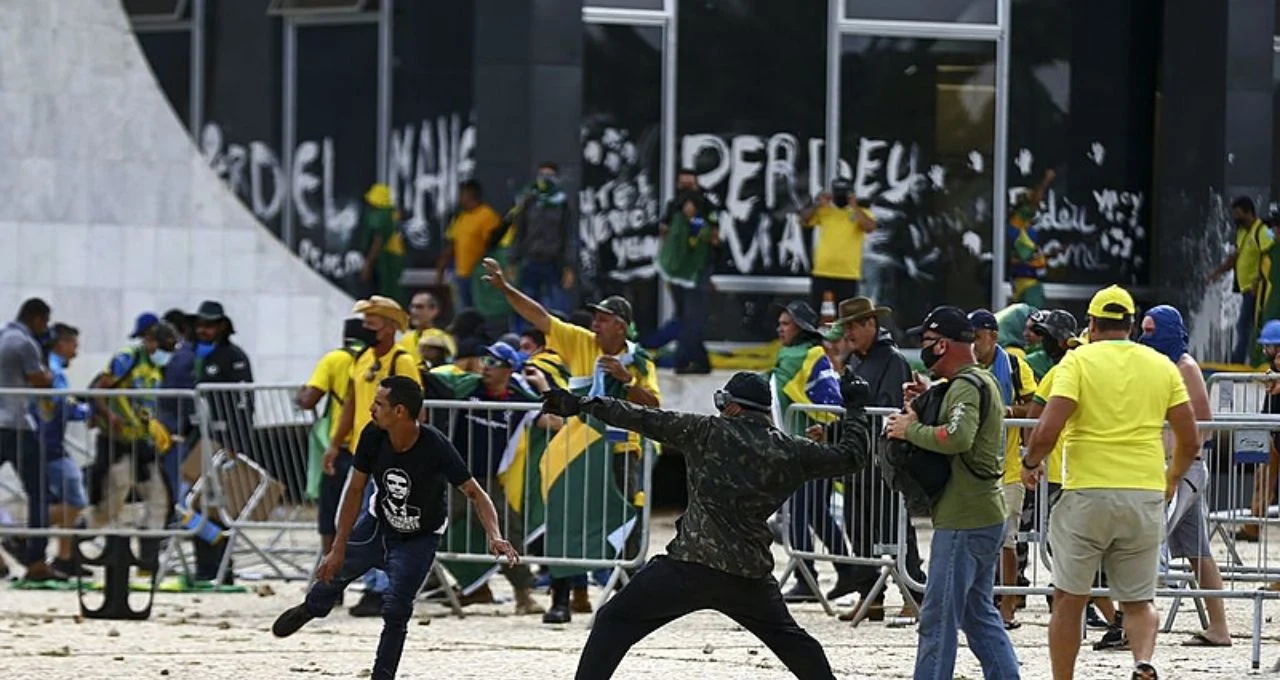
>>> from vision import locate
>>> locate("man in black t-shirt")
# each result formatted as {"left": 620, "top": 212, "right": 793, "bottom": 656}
{"left": 272, "top": 376, "right": 519, "bottom": 680}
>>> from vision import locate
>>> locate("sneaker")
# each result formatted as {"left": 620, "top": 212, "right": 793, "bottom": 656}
{"left": 782, "top": 583, "right": 820, "bottom": 603}
{"left": 825, "top": 575, "right": 860, "bottom": 602}
{"left": 542, "top": 604, "right": 571, "bottom": 624}
{"left": 348, "top": 590, "right": 384, "bottom": 618}
{"left": 272, "top": 604, "right": 315, "bottom": 638}
{"left": 1093, "top": 625, "right": 1129, "bottom": 651}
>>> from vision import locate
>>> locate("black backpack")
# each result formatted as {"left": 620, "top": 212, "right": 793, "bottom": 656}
{"left": 877, "top": 373, "right": 1000, "bottom": 516}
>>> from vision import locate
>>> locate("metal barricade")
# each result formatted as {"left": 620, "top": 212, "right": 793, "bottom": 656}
{"left": 0, "top": 387, "right": 216, "bottom": 570}
{"left": 781, "top": 401, "right": 1280, "bottom": 670}
{"left": 191, "top": 383, "right": 317, "bottom": 583}
{"left": 778, "top": 403, "right": 918, "bottom": 623}
{"left": 427, "top": 399, "right": 653, "bottom": 620}
{"left": 1205, "top": 373, "right": 1280, "bottom": 570}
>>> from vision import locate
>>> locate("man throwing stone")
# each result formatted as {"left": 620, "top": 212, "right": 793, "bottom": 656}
{"left": 538, "top": 370, "right": 875, "bottom": 680}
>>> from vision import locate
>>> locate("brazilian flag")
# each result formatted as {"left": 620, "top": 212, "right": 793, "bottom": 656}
{"left": 540, "top": 346, "right": 648, "bottom": 578}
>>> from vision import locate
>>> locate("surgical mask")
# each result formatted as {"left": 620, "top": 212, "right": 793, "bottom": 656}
{"left": 151, "top": 349, "right": 173, "bottom": 368}
{"left": 195, "top": 341, "right": 216, "bottom": 360}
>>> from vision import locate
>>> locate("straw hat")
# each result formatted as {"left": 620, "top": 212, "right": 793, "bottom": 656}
{"left": 352, "top": 296, "right": 409, "bottom": 332}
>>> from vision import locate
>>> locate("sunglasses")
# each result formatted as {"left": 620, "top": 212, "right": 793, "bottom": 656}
{"left": 482, "top": 356, "right": 511, "bottom": 369}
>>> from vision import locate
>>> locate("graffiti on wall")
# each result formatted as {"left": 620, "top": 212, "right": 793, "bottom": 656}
{"left": 578, "top": 120, "right": 662, "bottom": 284}
{"left": 201, "top": 114, "right": 475, "bottom": 284}
{"left": 387, "top": 112, "right": 477, "bottom": 253}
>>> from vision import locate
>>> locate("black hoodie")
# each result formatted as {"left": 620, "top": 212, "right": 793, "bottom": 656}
{"left": 847, "top": 327, "right": 911, "bottom": 410}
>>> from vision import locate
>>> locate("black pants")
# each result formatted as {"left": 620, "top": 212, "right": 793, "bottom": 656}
{"left": 809, "top": 276, "right": 860, "bottom": 313}
{"left": 576, "top": 556, "right": 836, "bottom": 680}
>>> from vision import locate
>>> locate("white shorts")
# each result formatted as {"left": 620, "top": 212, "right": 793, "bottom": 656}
{"left": 1003, "top": 483, "right": 1025, "bottom": 549}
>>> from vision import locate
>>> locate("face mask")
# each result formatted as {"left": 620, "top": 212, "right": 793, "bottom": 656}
{"left": 832, "top": 192, "right": 850, "bottom": 208}
{"left": 151, "top": 349, "right": 173, "bottom": 368}
{"left": 920, "top": 342, "right": 943, "bottom": 370}
{"left": 195, "top": 341, "right": 216, "bottom": 360}
{"left": 347, "top": 325, "right": 377, "bottom": 349}
{"left": 537, "top": 175, "right": 558, "bottom": 191}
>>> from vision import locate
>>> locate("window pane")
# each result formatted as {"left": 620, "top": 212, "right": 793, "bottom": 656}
{"left": 841, "top": 36, "right": 996, "bottom": 326}
{"left": 580, "top": 24, "right": 664, "bottom": 332}
{"left": 585, "top": 0, "right": 664, "bottom": 11}
{"left": 844, "top": 0, "right": 996, "bottom": 24}
{"left": 294, "top": 24, "right": 379, "bottom": 291}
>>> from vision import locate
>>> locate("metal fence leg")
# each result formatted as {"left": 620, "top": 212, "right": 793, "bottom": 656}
{"left": 794, "top": 559, "right": 835, "bottom": 617}
{"left": 777, "top": 557, "right": 798, "bottom": 590}
{"left": 431, "top": 562, "right": 464, "bottom": 618}
{"left": 1251, "top": 595, "right": 1262, "bottom": 670}
{"left": 847, "top": 565, "right": 892, "bottom": 628}
{"left": 588, "top": 568, "right": 631, "bottom": 630}
{"left": 1161, "top": 595, "right": 1181, "bottom": 633}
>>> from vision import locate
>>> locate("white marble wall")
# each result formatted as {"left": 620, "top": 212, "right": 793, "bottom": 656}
{"left": 0, "top": 0, "right": 354, "bottom": 387}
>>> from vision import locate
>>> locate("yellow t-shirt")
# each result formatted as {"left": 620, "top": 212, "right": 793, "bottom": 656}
{"left": 1001, "top": 353, "right": 1038, "bottom": 484}
{"left": 399, "top": 328, "right": 457, "bottom": 367}
{"left": 347, "top": 346, "right": 422, "bottom": 452}
{"left": 546, "top": 317, "right": 662, "bottom": 451}
{"left": 446, "top": 205, "right": 503, "bottom": 277}
{"left": 805, "top": 204, "right": 873, "bottom": 280}
{"left": 306, "top": 348, "right": 359, "bottom": 451}
{"left": 1235, "top": 218, "right": 1274, "bottom": 293}
{"left": 1049, "top": 341, "right": 1190, "bottom": 491}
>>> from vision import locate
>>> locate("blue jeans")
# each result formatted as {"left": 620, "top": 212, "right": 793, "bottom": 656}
{"left": 673, "top": 280, "right": 710, "bottom": 370}
{"left": 361, "top": 482, "right": 389, "bottom": 594}
{"left": 520, "top": 260, "right": 566, "bottom": 314}
{"left": 0, "top": 428, "right": 48, "bottom": 564}
{"left": 914, "top": 523, "right": 1020, "bottom": 680}
{"left": 306, "top": 514, "right": 439, "bottom": 680}
{"left": 1233, "top": 290, "right": 1256, "bottom": 364}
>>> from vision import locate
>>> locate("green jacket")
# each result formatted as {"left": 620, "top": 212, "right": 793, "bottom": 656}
{"left": 656, "top": 210, "right": 714, "bottom": 288}
{"left": 903, "top": 365, "right": 1006, "bottom": 530}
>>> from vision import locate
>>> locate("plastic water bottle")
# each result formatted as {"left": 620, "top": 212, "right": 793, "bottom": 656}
{"left": 180, "top": 509, "right": 224, "bottom": 545}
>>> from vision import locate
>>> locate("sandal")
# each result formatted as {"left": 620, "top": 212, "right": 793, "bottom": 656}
{"left": 1181, "top": 632, "right": 1231, "bottom": 647}
{"left": 1003, "top": 619, "right": 1022, "bottom": 631}
{"left": 1131, "top": 661, "right": 1158, "bottom": 680}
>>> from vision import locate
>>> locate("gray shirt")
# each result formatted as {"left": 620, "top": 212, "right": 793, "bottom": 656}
{"left": 0, "top": 322, "right": 44, "bottom": 430}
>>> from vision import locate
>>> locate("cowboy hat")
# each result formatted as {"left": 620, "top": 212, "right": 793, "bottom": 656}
{"left": 352, "top": 296, "right": 409, "bottom": 332}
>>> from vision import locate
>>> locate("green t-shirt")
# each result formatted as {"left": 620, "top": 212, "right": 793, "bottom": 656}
{"left": 904, "top": 365, "right": 1006, "bottom": 530}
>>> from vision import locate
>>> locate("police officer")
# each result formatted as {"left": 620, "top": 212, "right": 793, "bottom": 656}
{"left": 191, "top": 300, "right": 254, "bottom": 584}
{"left": 539, "top": 370, "right": 875, "bottom": 680}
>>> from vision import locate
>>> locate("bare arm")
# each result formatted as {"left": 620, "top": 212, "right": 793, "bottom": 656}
{"left": 1165, "top": 402, "right": 1200, "bottom": 490}
{"left": 459, "top": 478, "right": 505, "bottom": 541}
{"left": 853, "top": 204, "right": 877, "bottom": 233}
{"left": 296, "top": 386, "right": 324, "bottom": 411}
{"left": 1209, "top": 252, "right": 1237, "bottom": 282}
{"left": 480, "top": 258, "right": 551, "bottom": 333}
{"left": 26, "top": 369, "right": 53, "bottom": 388}
{"left": 1026, "top": 396, "right": 1076, "bottom": 466}
{"left": 1178, "top": 359, "right": 1212, "bottom": 428}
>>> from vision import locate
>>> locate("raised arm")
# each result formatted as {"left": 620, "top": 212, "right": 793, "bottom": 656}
{"left": 479, "top": 257, "right": 551, "bottom": 333}
{"left": 579, "top": 397, "right": 708, "bottom": 448}
{"left": 794, "top": 406, "right": 873, "bottom": 479}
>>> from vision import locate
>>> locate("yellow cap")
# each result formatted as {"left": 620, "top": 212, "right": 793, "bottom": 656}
{"left": 1087, "top": 285, "right": 1136, "bottom": 320}
{"left": 1066, "top": 329, "right": 1090, "bottom": 348}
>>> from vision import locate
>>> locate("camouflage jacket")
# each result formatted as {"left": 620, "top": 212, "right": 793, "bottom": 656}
{"left": 579, "top": 397, "right": 873, "bottom": 578}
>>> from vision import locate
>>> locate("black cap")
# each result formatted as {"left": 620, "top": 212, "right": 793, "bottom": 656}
{"left": 968, "top": 309, "right": 999, "bottom": 332}
{"left": 724, "top": 371, "right": 772, "bottom": 411}
{"left": 455, "top": 336, "right": 486, "bottom": 360}
{"left": 588, "top": 296, "right": 634, "bottom": 326}
{"left": 909, "top": 306, "right": 976, "bottom": 342}
{"left": 1032, "top": 309, "right": 1079, "bottom": 345}
{"left": 775, "top": 300, "right": 821, "bottom": 335}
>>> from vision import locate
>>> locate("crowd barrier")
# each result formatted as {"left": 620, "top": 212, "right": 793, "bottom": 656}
{"left": 783, "top": 402, "right": 1280, "bottom": 670}
{"left": 118, "top": 385, "right": 655, "bottom": 618}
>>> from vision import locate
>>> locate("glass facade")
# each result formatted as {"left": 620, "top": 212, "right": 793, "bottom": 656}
{"left": 135, "top": 0, "right": 1179, "bottom": 342}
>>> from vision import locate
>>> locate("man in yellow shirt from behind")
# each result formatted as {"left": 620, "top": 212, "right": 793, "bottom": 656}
{"left": 800, "top": 178, "right": 877, "bottom": 312}
{"left": 437, "top": 180, "right": 504, "bottom": 309}
{"left": 1025, "top": 285, "right": 1200, "bottom": 680}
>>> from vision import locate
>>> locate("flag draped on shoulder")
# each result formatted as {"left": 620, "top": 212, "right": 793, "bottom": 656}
{"left": 539, "top": 342, "right": 647, "bottom": 577}
{"left": 770, "top": 342, "right": 841, "bottom": 433}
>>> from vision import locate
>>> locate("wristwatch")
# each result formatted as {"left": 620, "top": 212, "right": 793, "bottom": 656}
{"left": 1021, "top": 456, "right": 1039, "bottom": 470}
